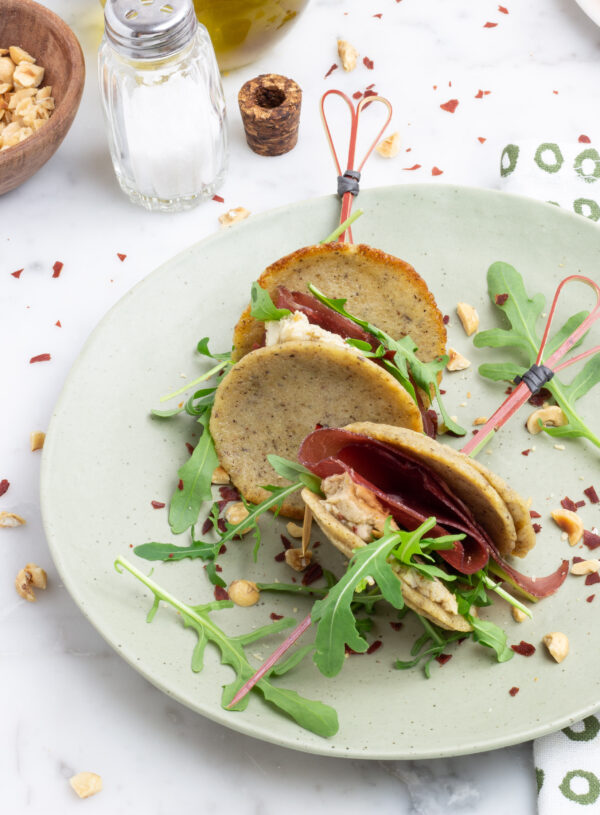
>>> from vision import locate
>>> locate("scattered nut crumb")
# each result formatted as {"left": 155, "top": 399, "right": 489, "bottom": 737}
{"left": 0, "top": 46, "right": 54, "bottom": 150}
{"left": 337, "top": 38, "right": 358, "bottom": 71}
{"left": 286, "top": 521, "right": 303, "bottom": 538}
{"left": 456, "top": 302, "right": 479, "bottom": 336}
{"left": 473, "top": 416, "right": 488, "bottom": 425}
{"left": 375, "top": 131, "right": 400, "bottom": 158}
{"left": 285, "top": 548, "right": 312, "bottom": 571}
{"left": 551, "top": 508, "right": 584, "bottom": 546}
{"left": 69, "top": 772, "right": 103, "bottom": 799}
{"left": 542, "top": 631, "right": 569, "bottom": 663}
{"left": 571, "top": 559, "right": 600, "bottom": 575}
{"left": 15, "top": 562, "right": 47, "bottom": 601}
{"left": 459, "top": 401, "right": 467, "bottom": 407}
{"left": 224, "top": 501, "right": 251, "bottom": 531}
{"left": 218, "top": 207, "right": 250, "bottom": 227}
{"left": 0, "top": 511, "right": 26, "bottom": 528}
{"left": 554, "top": 444, "right": 566, "bottom": 451}
{"left": 446, "top": 347, "right": 471, "bottom": 371}
{"left": 30, "top": 431, "right": 45, "bottom": 451}
{"left": 526, "top": 406, "right": 567, "bottom": 435}
{"left": 228, "top": 579, "right": 260, "bottom": 607}
{"left": 512, "top": 606, "right": 528, "bottom": 623}
{"left": 211, "top": 465, "right": 230, "bottom": 484}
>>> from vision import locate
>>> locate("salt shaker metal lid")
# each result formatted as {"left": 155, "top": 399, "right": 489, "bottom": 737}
{"left": 104, "top": 0, "right": 198, "bottom": 60}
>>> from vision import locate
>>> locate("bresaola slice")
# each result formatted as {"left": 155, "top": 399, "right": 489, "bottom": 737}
{"left": 299, "top": 427, "right": 568, "bottom": 597}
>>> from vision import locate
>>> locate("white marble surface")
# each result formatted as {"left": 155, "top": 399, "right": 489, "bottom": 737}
{"left": 3, "top": 0, "right": 600, "bottom": 811}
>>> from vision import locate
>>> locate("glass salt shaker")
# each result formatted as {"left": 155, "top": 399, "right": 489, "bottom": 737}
{"left": 98, "top": 0, "right": 227, "bottom": 212}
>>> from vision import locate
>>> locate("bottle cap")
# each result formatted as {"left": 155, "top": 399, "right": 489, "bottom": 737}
{"left": 104, "top": 0, "right": 197, "bottom": 60}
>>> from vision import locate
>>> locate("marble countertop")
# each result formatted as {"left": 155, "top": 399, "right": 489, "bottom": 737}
{"left": 3, "top": 0, "right": 600, "bottom": 811}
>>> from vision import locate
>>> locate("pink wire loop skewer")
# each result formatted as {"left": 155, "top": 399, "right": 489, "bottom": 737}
{"left": 320, "top": 89, "right": 392, "bottom": 243}
{"left": 461, "top": 274, "right": 600, "bottom": 457}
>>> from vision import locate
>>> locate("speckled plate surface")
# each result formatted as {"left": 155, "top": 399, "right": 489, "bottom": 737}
{"left": 41, "top": 185, "right": 600, "bottom": 759}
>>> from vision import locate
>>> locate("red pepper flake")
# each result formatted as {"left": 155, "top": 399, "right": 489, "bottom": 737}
{"left": 533, "top": 523, "right": 542, "bottom": 534}
{"left": 185, "top": 442, "right": 194, "bottom": 456}
{"left": 219, "top": 486, "right": 240, "bottom": 502}
{"left": 576, "top": 500, "right": 586, "bottom": 509}
{"left": 177, "top": 479, "right": 184, "bottom": 490}
{"left": 439, "top": 388, "right": 446, "bottom": 394}
{"left": 495, "top": 293, "right": 509, "bottom": 306}
{"left": 363, "top": 57, "right": 374, "bottom": 69}
{"left": 511, "top": 640, "right": 536, "bottom": 656}
{"left": 561, "top": 496, "right": 579, "bottom": 512}
{"left": 280, "top": 534, "right": 292, "bottom": 550}
{"left": 324, "top": 63, "right": 338, "bottom": 78}
{"left": 573, "top": 555, "right": 585, "bottom": 564}
{"left": 584, "top": 486, "right": 599, "bottom": 504}
{"left": 0, "top": 479, "right": 9, "bottom": 497}
{"left": 440, "top": 99, "right": 459, "bottom": 113}
{"left": 433, "top": 84, "right": 437, "bottom": 90}
{"left": 373, "top": 13, "right": 382, "bottom": 18}
{"left": 302, "top": 562, "right": 324, "bottom": 586}
{"left": 117, "top": 253, "right": 127, "bottom": 262}
{"left": 584, "top": 529, "right": 600, "bottom": 550}
{"left": 521, "top": 449, "right": 532, "bottom": 457}
{"left": 52, "top": 261, "right": 63, "bottom": 278}
{"left": 214, "top": 585, "right": 229, "bottom": 601}
{"left": 366, "top": 83, "right": 375, "bottom": 90}
{"left": 431, "top": 167, "right": 444, "bottom": 176}
{"left": 215, "top": 564, "right": 222, "bottom": 572}
{"left": 478, "top": 137, "right": 487, "bottom": 143}
{"left": 505, "top": 386, "right": 513, "bottom": 395}
{"left": 527, "top": 387, "right": 552, "bottom": 407}
{"left": 55, "top": 320, "right": 62, "bottom": 327}
{"left": 586, "top": 572, "right": 600, "bottom": 586}
{"left": 389, "top": 621, "right": 403, "bottom": 631}
{"left": 30, "top": 353, "right": 51, "bottom": 364}
{"left": 201, "top": 517, "right": 212, "bottom": 535}
{"left": 274, "top": 551, "right": 286, "bottom": 562}
{"left": 509, "top": 686, "right": 520, "bottom": 697}
{"left": 352, "top": 91, "right": 363, "bottom": 100}
{"left": 313, "top": 540, "right": 321, "bottom": 548}
{"left": 217, "top": 518, "right": 226, "bottom": 532}
{"left": 475, "top": 90, "right": 484, "bottom": 99}
{"left": 435, "top": 653, "right": 452, "bottom": 666}
{"left": 168, "top": 553, "right": 174, "bottom": 558}
{"left": 212, "top": 194, "right": 225, "bottom": 202}
{"left": 553, "top": 90, "right": 559, "bottom": 95}
{"left": 270, "top": 612, "right": 284, "bottom": 620}
{"left": 587, "top": 594, "right": 596, "bottom": 603}
{"left": 530, "top": 510, "right": 541, "bottom": 518}
{"left": 11, "top": 268, "right": 23, "bottom": 278}
{"left": 219, "top": 543, "right": 227, "bottom": 554}
{"left": 151, "top": 500, "right": 166, "bottom": 509}
{"left": 499, "top": 5, "right": 509, "bottom": 13}
{"left": 404, "top": 164, "right": 422, "bottom": 171}
{"left": 484, "top": 21, "right": 498, "bottom": 27}
{"left": 362, "top": 89, "right": 377, "bottom": 108}
{"left": 579, "top": 135, "right": 591, "bottom": 144}
{"left": 367, "top": 640, "right": 383, "bottom": 655}
{"left": 442, "top": 314, "right": 450, "bottom": 324}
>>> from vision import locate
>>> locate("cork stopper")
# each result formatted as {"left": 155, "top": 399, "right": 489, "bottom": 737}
{"left": 238, "top": 74, "right": 302, "bottom": 157}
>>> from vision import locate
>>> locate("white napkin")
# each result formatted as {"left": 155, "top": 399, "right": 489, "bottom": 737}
{"left": 497, "top": 139, "right": 600, "bottom": 813}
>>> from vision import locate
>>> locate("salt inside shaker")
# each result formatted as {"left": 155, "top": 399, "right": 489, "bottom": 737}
{"left": 99, "top": 0, "right": 227, "bottom": 212}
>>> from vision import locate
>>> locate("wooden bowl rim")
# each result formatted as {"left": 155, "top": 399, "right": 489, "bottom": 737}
{"left": 0, "top": 0, "right": 86, "bottom": 165}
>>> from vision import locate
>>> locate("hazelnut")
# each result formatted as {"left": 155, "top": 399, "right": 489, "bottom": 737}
{"left": 30, "top": 431, "right": 45, "bottom": 451}
{"left": 473, "top": 416, "right": 488, "bottom": 426}
{"left": 526, "top": 406, "right": 567, "bottom": 435}
{"left": 211, "top": 465, "right": 230, "bottom": 484}
{"left": 9, "top": 46, "right": 35, "bottom": 65}
{"left": 228, "top": 579, "right": 260, "bottom": 607}
{"left": 224, "top": 501, "right": 251, "bottom": 533}
{"left": 284, "top": 548, "right": 312, "bottom": 571}
{"left": 13, "top": 62, "right": 44, "bottom": 90}
{"left": 337, "top": 39, "right": 358, "bottom": 71}
{"left": 456, "top": 302, "right": 480, "bottom": 336}
{"left": 15, "top": 563, "right": 47, "bottom": 602}
{"left": 570, "top": 559, "right": 600, "bottom": 575}
{"left": 0, "top": 56, "right": 15, "bottom": 87}
{"left": 69, "top": 772, "right": 103, "bottom": 799}
{"left": 512, "top": 606, "right": 528, "bottom": 623}
{"left": 551, "top": 508, "right": 584, "bottom": 546}
{"left": 375, "top": 132, "right": 401, "bottom": 158}
{"left": 0, "top": 511, "right": 26, "bottom": 528}
{"left": 218, "top": 207, "right": 250, "bottom": 227}
{"left": 286, "top": 521, "right": 304, "bottom": 538}
{"left": 542, "top": 631, "right": 569, "bottom": 663}
{"left": 446, "top": 347, "right": 471, "bottom": 371}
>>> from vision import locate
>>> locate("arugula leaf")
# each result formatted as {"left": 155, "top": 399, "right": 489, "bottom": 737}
{"left": 250, "top": 282, "right": 291, "bottom": 322}
{"left": 395, "top": 615, "right": 465, "bottom": 677}
{"left": 116, "top": 556, "right": 338, "bottom": 738}
{"left": 151, "top": 405, "right": 185, "bottom": 418}
{"left": 467, "top": 617, "right": 513, "bottom": 663}
{"left": 267, "top": 454, "right": 323, "bottom": 494}
{"left": 474, "top": 262, "right": 600, "bottom": 448}
{"left": 134, "top": 537, "right": 220, "bottom": 563}
{"left": 168, "top": 413, "right": 219, "bottom": 535}
{"left": 196, "top": 337, "right": 233, "bottom": 363}
{"left": 306, "top": 284, "right": 466, "bottom": 436}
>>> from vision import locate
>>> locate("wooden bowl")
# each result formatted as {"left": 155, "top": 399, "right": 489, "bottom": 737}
{"left": 0, "top": 0, "right": 85, "bottom": 195}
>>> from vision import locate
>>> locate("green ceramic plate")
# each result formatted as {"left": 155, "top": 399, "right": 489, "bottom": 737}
{"left": 41, "top": 185, "right": 600, "bottom": 759}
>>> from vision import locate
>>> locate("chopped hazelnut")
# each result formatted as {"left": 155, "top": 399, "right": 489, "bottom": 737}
{"left": 211, "top": 465, "right": 230, "bottom": 484}
{"left": 512, "top": 606, "right": 528, "bottom": 623}
{"left": 473, "top": 416, "right": 488, "bottom": 426}
{"left": 375, "top": 132, "right": 400, "bottom": 158}
{"left": 284, "top": 548, "right": 312, "bottom": 571}
{"left": 526, "top": 406, "right": 567, "bottom": 435}
{"left": 69, "top": 772, "right": 103, "bottom": 799}
{"left": 9, "top": 46, "right": 35, "bottom": 64}
{"left": 542, "top": 631, "right": 569, "bottom": 663}
{"left": 286, "top": 521, "right": 304, "bottom": 538}
{"left": 13, "top": 62, "right": 44, "bottom": 89}
{"left": 218, "top": 207, "right": 250, "bottom": 227}
{"left": 30, "top": 431, "right": 45, "bottom": 451}
{"left": 456, "top": 302, "right": 479, "bottom": 336}
{"left": 0, "top": 56, "right": 15, "bottom": 86}
{"left": 224, "top": 501, "right": 251, "bottom": 531}
{"left": 446, "top": 347, "right": 471, "bottom": 371}
{"left": 571, "top": 559, "right": 600, "bottom": 575}
{"left": 337, "top": 39, "right": 358, "bottom": 71}
{"left": 15, "top": 563, "right": 47, "bottom": 602}
{"left": 228, "top": 579, "right": 260, "bottom": 607}
{"left": 551, "top": 508, "right": 584, "bottom": 546}
{"left": 0, "top": 511, "right": 26, "bottom": 528}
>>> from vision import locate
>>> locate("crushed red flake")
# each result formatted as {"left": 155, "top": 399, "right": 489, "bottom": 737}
{"left": 270, "top": 612, "right": 284, "bottom": 620}
{"left": 363, "top": 57, "right": 374, "bottom": 69}
{"left": 151, "top": 500, "right": 166, "bottom": 509}
{"left": 324, "top": 63, "right": 338, "bottom": 78}
{"left": 11, "top": 268, "right": 23, "bottom": 278}
{"left": 214, "top": 586, "right": 229, "bottom": 601}
{"left": 30, "top": 353, "right": 51, "bottom": 363}
{"left": 587, "top": 595, "right": 596, "bottom": 603}
{"left": 168, "top": 553, "right": 174, "bottom": 558}
{"left": 443, "top": 314, "right": 450, "bottom": 324}
{"left": 0, "top": 479, "right": 9, "bottom": 497}
{"left": 499, "top": 5, "right": 509, "bottom": 12}
{"left": 302, "top": 562, "right": 324, "bottom": 586}
{"left": 440, "top": 99, "right": 459, "bottom": 113}
{"left": 404, "top": 164, "right": 422, "bottom": 171}
{"left": 55, "top": 320, "right": 61, "bottom": 327}
{"left": 201, "top": 517, "right": 212, "bottom": 534}
{"left": 219, "top": 543, "right": 227, "bottom": 554}
{"left": 579, "top": 135, "right": 591, "bottom": 144}
{"left": 217, "top": 518, "right": 227, "bottom": 532}
{"left": 280, "top": 534, "right": 292, "bottom": 550}
{"left": 586, "top": 572, "right": 600, "bottom": 586}
{"left": 533, "top": 524, "right": 542, "bottom": 534}
{"left": 509, "top": 686, "right": 519, "bottom": 696}
{"left": 274, "top": 551, "right": 286, "bottom": 562}
{"left": 439, "top": 388, "right": 446, "bottom": 394}
{"left": 584, "top": 486, "right": 599, "bottom": 504}
{"left": 521, "top": 449, "right": 532, "bottom": 457}
{"left": 527, "top": 387, "right": 552, "bottom": 407}
{"left": 495, "top": 293, "right": 509, "bottom": 305}
{"left": 178, "top": 479, "right": 184, "bottom": 490}
{"left": 362, "top": 89, "right": 378, "bottom": 108}
{"left": 576, "top": 500, "right": 586, "bottom": 509}
{"left": 505, "top": 386, "right": 513, "bottom": 395}
{"left": 573, "top": 556, "right": 584, "bottom": 564}
{"left": 584, "top": 529, "right": 600, "bottom": 550}
{"left": 212, "top": 194, "right": 225, "bottom": 202}
{"left": 373, "top": 13, "right": 382, "bottom": 18}
{"left": 431, "top": 167, "right": 444, "bottom": 176}
{"left": 216, "top": 499, "right": 229, "bottom": 513}
{"left": 553, "top": 90, "right": 559, "bottom": 95}
{"left": 389, "top": 621, "right": 403, "bottom": 631}
{"left": 219, "top": 485, "right": 240, "bottom": 502}
{"left": 511, "top": 640, "right": 536, "bottom": 656}
{"left": 313, "top": 540, "right": 321, "bottom": 548}
{"left": 52, "top": 261, "right": 63, "bottom": 278}
{"left": 352, "top": 91, "right": 363, "bottom": 100}
{"left": 530, "top": 510, "right": 541, "bottom": 518}
{"left": 367, "top": 640, "right": 383, "bottom": 655}
{"left": 117, "top": 253, "right": 127, "bottom": 262}
{"left": 561, "top": 497, "right": 579, "bottom": 512}
{"left": 478, "top": 137, "right": 487, "bottom": 143}
{"left": 215, "top": 564, "right": 222, "bottom": 572}
{"left": 435, "top": 653, "right": 452, "bottom": 666}
{"left": 475, "top": 90, "right": 484, "bottom": 99}
{"left": 366, "top": 83, "right": 375, "bottom": 90}
{"left": 185, "top": 442, "right": 195, "bottom": 455}
{"left": 484, "top": 21, "right": 498, "bottom": 27}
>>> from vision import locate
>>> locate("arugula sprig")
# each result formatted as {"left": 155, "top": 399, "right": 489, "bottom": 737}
{"left": 115, "top": 556, "right": 338, "bottom": 738}
{"left": 395, "top": 616, "right": 467, "bottom": 677}
{"left": 474, "top": 262, "right": 600, "bottom": 448}
{"left": 306, "top": 284, "right": 466, "bottom": 436}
